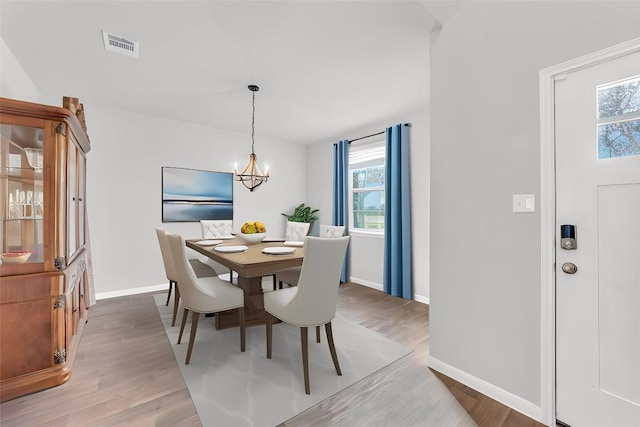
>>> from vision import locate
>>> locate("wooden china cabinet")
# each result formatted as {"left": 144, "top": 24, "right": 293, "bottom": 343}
{"left": 0, "top": 96, "right": 95, "bottom": 402}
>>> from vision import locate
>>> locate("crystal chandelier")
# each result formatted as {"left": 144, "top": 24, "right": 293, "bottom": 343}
{"left": 235, "top": 85, "right": 269, "bottom": 191}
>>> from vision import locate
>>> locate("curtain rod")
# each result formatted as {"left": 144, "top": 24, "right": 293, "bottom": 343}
{"left": 347, "top": 124, "right": 410, "bottom": 144}
{"left": 348, "top": 131, "right": 384, "bottom": 144}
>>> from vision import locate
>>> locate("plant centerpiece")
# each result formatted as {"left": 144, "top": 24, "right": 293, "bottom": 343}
{"left": 281, "top": 203, "right": 319, "bottom": 223}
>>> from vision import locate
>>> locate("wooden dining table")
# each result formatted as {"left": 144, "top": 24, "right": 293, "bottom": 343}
{"left": 186, "top": 238, "right": 304, "bottom": 329}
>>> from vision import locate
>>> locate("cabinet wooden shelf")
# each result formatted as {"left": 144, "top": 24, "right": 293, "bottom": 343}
{"left": 0, "top": 96, "right": 95, "bottom": 402}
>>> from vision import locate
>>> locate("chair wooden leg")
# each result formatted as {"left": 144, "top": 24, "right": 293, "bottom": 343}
{"left": 316, "top": 325, "right": 321, "bottom": 343}
{"left": 266, "top": 312, "right": 273, "bottom": 359}
{"left": 325, "top": 321, "right": 342, "bottom": 376}
{"left": 177, "top": 308, "right": 189, "bottom": 344}
{"left": 279, "top": 280, "right": 284, "bottom": 290}
{"left": 165, "top": 280, "right": 173, "bottom": 306}
{"left": 185, "top": 311, "right": 200, "bottom": 365}
{"left": 272, "top": 274, "right": 277, "bottom": 291}
{"left": 238, "top": 307, "right": 245, "bottom": 352}
{"left": 171, "top": 283, "right": 180, "bottom": 326}
{"left": 301, "top": 326, "right": 310, "bottom": 394}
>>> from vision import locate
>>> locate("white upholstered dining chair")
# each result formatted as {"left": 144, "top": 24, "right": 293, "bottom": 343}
{"left": 318, "top": 224, "right": 346, "bottom": 238}
{"left": 199, "top": 219, "right": 237, "bottom": 283}
{"left": 285, "top": 220, "right": 310, "bottom": 242}
{"left": 156, "top": 227, "right": 222, "bottom": 326}
{"left": 264, "top": 235, "right": 350, "bottom": 394}
{"left": 156, "top": 227, "right": 180, "bottom": 325}
{"left": 275, "top": 224, "right": 345, "bottom": 289}
{"left": 274, "top": 224, "right": 346, "bottom": 342}
{"left": 200, "top": 219, "right": 234, "bottom": 239}
{"left": 167, "top": 232, "right": 246, "bottom": 365}
{"left": 268, "top": 220, "right": 313, "bottom": 291}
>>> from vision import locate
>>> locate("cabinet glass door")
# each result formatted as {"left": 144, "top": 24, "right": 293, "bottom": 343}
{"left": 0, "top": 123, "right": 45, "bottom": 265}
{"left": 67, "top": 142, "right": 77, "bottom": 258}
{"left": 78, "top": 151, "right": 85, "bottom": 248}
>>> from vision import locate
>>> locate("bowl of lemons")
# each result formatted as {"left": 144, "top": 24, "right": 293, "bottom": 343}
{"left": 238, "top": 221, "right": 267, "bottom": 244}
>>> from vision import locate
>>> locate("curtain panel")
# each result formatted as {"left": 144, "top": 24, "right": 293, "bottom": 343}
{"left": 332, "top": 139, "right": 350, "bottom": 282}
{"left": 383, "top": 124, "right": 412, "bottom": 299}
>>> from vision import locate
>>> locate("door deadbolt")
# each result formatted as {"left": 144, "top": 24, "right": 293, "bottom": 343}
{"left": 560, "top": 225, "right": 577, "bottom": 250}
{"left": 561, "top": 262, "right": 577, "bottom": 274}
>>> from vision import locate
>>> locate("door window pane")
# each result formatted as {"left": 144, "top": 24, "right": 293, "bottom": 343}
{"left": 598, "top": 76, "right": 640, "bottom": 159}
{"left": 598, "top": 119, "right": 640, "bottom": 159}
{"left": 598, "top": 77, "right": 640, "bottom": 118}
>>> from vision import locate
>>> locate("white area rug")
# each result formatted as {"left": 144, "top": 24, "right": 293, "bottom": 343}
{"left": 153, "top": 294, "right": 412, "bottom": 427}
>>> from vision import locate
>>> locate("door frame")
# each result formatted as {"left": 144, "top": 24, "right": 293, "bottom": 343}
{"left": 538, "top": 37, "right": 640, "bottom": 426}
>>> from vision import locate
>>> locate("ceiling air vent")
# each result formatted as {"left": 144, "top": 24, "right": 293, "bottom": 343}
{"left": 102, "top": 30, "right": 139, "bottom": 59}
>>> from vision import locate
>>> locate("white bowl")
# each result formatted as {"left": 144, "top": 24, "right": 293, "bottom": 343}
{"left": 2, "top": 251, "right": 32, "bottom": 264}
{"left": 236, "top": 232, "right": 267, "bottom": 245}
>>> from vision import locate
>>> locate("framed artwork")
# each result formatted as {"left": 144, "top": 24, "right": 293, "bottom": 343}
{"left": 161, "top": 167, "right": 233, "bottom": 222}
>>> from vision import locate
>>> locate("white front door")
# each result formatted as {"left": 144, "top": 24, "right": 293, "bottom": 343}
{"left": 555, "top": 50, "right": 640, "bottom": 426}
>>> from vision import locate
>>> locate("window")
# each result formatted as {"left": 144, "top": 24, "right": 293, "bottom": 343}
{"left": 349, "top": 142, "right": 385, "bottom": 232}
{"left": 597, "top": 75, "right": 640, "bottom": 159}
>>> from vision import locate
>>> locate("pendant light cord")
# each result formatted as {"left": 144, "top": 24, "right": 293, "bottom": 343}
{"left": 251, "top": 91, "right": 256, "bottom": 154}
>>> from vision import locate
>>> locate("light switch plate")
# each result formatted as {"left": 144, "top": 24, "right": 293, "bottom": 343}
{"left": 513, "top": 194, "right": 535, "bottom": 213}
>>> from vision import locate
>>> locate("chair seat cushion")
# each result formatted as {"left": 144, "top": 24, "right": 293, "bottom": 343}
{"left": 264, "top": 287, "right": 332, "bottom": 327}
{"left": 192, "top": 277, "right": 244, "bottom": 312}
{"left": 264, "top": 287, "right": 298, "bottom": 321}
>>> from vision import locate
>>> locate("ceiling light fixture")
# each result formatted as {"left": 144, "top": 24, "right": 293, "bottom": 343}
{"left": 235, "top": 85, "right": 269, "bottom": 192}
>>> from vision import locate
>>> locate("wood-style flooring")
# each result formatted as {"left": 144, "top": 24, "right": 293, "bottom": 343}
{"left": 0, "top": 282, "right": 546, "bottom": 427}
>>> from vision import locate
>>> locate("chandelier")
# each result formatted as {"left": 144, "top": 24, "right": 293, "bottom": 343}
{"left": 235, "top": 84, "right": 269, "bottom": 192}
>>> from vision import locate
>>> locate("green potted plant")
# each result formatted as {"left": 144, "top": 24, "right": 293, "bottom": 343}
{"left": 281, "top": 203, "right": 319, "bottom": 223}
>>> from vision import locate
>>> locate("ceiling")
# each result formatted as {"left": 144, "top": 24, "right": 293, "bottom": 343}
{"left": 0, "top": 1, "right": 444, "bottom": 145}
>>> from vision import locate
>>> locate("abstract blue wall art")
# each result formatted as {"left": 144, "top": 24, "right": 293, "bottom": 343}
{"left": 162, "top": 167, "right": 233, "bottom": 222}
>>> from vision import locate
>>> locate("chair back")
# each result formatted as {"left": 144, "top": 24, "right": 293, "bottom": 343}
{"left": 156, "top": 227, "right": 177, "bottom": 282}
{"left": 285, "top": 221, "right": 310, "bottom": 241}
{"left": 166, "top": 232, "right": 220, "bottom": 312}
{"left": 284, "top": 236, "right": 349, "bottom": 325}
{"left": 319, "top": 224, "right": 346, "bottom": 238}
{"left": 201, "top": 220, "right": 233, "bottom": 238}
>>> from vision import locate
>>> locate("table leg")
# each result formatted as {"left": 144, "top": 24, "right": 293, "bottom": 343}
{"left": 215, "top": 276, "right": 268, "bottom": 329}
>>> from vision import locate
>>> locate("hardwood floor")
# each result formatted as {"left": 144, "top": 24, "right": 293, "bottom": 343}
{"left": 0, "top": 283, "right": 546, "bottom": 427}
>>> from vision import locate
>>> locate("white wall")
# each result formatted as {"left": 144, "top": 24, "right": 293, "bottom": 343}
{"left": 306, "top": 106, "right": 430, "bottom": 302}
{"left": 0, "top": 37, "right": 38, "bottom": 101}
{"left": 428, "top": 0, "right": 640, "bottom": 420}
{"left": 36, "top": 94, "right": 307, "bottom": 297}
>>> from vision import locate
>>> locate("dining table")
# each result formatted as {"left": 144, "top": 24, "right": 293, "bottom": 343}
{"left": 186, "top": 237, "right": 304, "bottom": 329}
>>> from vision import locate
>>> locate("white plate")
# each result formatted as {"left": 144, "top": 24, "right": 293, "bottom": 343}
{"left": 214, "top": 245, "right": 249, "bottom": 253}
{"left": 283, "top": 240, "right": 304, "bottom": 247}
{"left": 217, "top": 235, "right": 236, "bottom": 240}
{"left": 262, "top": 246, "right": 296, "bottom": 255}
{"left": 195, "top": 239, "right": 222, "bottom": 246}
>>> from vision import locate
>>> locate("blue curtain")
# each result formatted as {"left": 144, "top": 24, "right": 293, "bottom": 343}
{"left": 384, "top": 124, "right": 412, "bottom": 299}
{"left": 332, "top": 139, "right": 349, "bottom": 282}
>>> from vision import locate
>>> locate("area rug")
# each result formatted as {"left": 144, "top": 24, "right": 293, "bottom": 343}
{"left": 153, "top": 293, "right": 412, "bottom": 427}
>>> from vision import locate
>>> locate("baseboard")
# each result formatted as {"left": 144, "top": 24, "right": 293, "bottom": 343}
{"left": 427, "top": 355, "right": 543, "bottom": 423}
{"left": 350, "top": 277, "right": 383, "bottom": 291}
{"left": 413, "top": 294, "right": 429, "bottom": 305}
{"left": 96, "top": 283, "right": 167, "bottom": 300}
{"left": 350, "top": 277, "right": 429, "bottom": 305}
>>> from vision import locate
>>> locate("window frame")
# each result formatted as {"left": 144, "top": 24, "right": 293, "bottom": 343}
{"left": 348, "top": 140, "right": 385, "bottom": 235}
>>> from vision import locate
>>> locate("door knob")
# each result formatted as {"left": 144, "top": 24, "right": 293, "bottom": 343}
{"left": 561, "top": 262, "right": 577, "bottom": 274}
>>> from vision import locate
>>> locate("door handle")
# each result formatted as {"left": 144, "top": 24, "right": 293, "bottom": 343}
{"left": 561, "top": 262, "right": 577, "bottom": 274}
